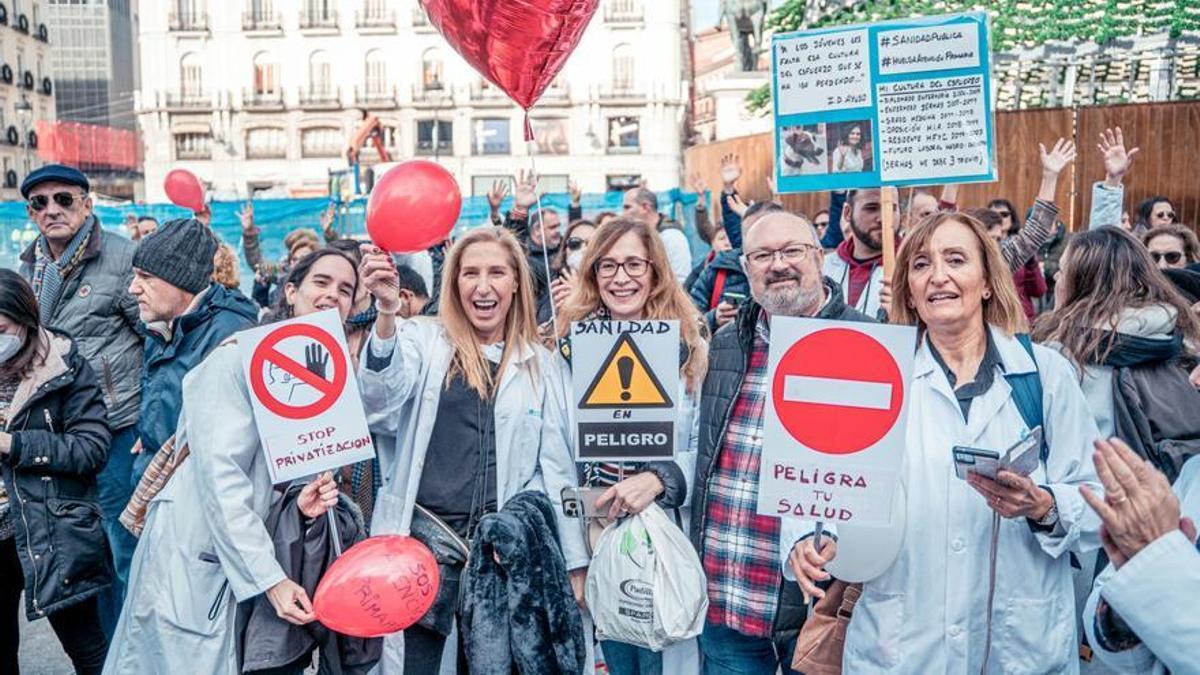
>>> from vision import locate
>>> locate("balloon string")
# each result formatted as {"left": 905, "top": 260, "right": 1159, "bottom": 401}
{"left": 523, "top": 112, "right": 534, "bottom": 143}
{"left": 527, "top": 140, "right": 558, "bottom": 333}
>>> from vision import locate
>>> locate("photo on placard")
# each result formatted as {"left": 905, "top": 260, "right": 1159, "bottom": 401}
{"left": 827, "top": 120, "right": 874, "bottom": 174}
{"left": 780, "top": 124, "right": 829, "bottom": 177}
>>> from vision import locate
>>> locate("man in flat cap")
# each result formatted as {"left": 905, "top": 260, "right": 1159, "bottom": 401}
{"left": 16, "top": 164, "right": 143, "bottom": 635}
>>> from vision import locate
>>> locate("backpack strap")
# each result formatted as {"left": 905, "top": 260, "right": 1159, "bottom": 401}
{"left": 1004, "top": 333, "right": 1048, "bottom": 462}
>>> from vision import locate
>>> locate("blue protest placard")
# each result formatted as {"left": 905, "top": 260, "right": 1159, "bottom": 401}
{"left": 771, "top": 12, "right": 995, "bottom": 193}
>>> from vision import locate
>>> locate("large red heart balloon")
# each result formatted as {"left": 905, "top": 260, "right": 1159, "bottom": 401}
{"left": 313, "top": 536, "right": 440, "bottom": 638}
{"left": 366, "top": 160, "right": 461, "bottom": 253}
{"left": 419, "top": 0, "right": 600, "bottom": 109}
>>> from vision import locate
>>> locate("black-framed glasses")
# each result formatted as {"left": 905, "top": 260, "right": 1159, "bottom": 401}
{"left": 29, "top": 191, "right": 86, "bottom": 212}
{"left": 566, "top": 237, "right": 587, "bottom": 251}
{"left": 1151, "top": 251, "right": 1184, "bottom": 265}
{"left": 595, "top": 257, "right": 651, "bottom": 279}
{"left": 1154, "top": 211, "right": 1176, "bottom": 221}
{"left": 743, "top": 243, "right": 818, "bottom": 268}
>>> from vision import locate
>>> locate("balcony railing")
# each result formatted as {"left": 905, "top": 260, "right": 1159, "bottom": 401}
{"left": 469, "top": 82, "right": 508, "bottom": 103}
{"left": 168, "top": 11, "right": 209, "bottom": 32}
{"left": 355, "top": 85, "right": 397, "bottom": 108}
{"left": 412, "top": 82, "right": 450, "bottom": 103}
{"left": 243, "top": 88, "right": 285, "bottom": 109}
{"left": 599, "top": 83, "right": 644, "bottom": 100}
{"left": 356, "top": 9, "right": 395, "bottom": 30}
{"left": 299, "top": 9, "right": 338, "bottom": 30}
{"left": 541, "top": 82, "right": 571, "bottom": 103}
{"left": 242, "top": 11, "right": 282, "bottom": 31}
{"left": 298, "top": 86, "right": 341, "bottom": 108}
{"left": 163, "top": 91, "right": 211, "bottom": 109}
{"left": 605, "top": 0, "right": 643, "bottom": 23}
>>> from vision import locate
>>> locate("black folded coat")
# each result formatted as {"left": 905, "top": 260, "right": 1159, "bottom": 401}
{"left": 460, "top": 490, "right": 587, "bottom": 675}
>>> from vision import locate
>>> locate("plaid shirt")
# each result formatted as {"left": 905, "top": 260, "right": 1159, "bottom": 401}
{"left": 701, "top": 325, "right": 781, "bottom": 638}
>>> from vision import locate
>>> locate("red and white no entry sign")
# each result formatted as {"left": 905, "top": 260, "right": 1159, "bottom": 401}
{"left": 249, "top": 322, "right": 348, "bottom": 420}
{"left": 770, "top": 327, "right": 904, "bottom": 455}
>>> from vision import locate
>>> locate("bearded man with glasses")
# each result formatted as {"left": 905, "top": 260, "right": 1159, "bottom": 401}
{"left": 16, "top": 164, "right": 143, "bottom": 638}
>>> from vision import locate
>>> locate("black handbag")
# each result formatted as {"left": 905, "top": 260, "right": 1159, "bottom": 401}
{"left": 409, "top": 503, "right": 470, "bottom": 636}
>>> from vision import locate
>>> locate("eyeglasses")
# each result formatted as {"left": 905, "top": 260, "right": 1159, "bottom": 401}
{"left": 28, "top": 191, "right": 86, "bottom": 212}
{"left": 1151, "top": 251, "right": 1184, "bottom": 265}
{"left": 743, "top": 243, "right": 818, "bottom": 268}
{"left": 1154, "top": 211, "right": 1176, "bottom": 221}
{"left": 995, "top": 211, "right": 1013, "bottom": 219}
{"left": 566, "top": 237, "right": 587, "bottom": 251}
{"left": 595, "top": 257, "right": 651, "bottom": 279}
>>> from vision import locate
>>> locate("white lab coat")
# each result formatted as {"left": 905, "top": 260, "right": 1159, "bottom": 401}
{"left": 358, "top": 318, "right": 589, "bottom": 673}
{"left": 1084, "top": 459, "right": 1200, "bottom": 675}
{"left": 104, "top": 344, "right": 286, "bottom": 674}
{"left": 782, "top": 326, "right": 1102, "bottom": 673}
{"left": 822, "top": 251, "right": 886, "bottom": 318}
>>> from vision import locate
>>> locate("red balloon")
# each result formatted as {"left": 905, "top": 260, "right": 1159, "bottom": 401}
{"left": 367, "top": 160, "right": 461, "bottom": 253}
{"left": 313, "top": 536, "right": 440, "bottom": 638}
{"left": 419, "top": 0, "right": 599, "bottom": 109}
{"left": 163, "top": 169, "right": 205, "bottom": 212}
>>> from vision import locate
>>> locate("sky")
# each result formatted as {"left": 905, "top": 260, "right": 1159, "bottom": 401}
{"left": 692, "top": 0, "right": 784, "bottom": 30}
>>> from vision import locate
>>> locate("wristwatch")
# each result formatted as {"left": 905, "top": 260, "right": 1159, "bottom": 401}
{"left": 1035, "top": 487, "right": 1059, "bottom": 527}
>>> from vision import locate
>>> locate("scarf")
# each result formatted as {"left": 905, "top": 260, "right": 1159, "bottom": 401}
{"left": 1096, "top": 330, "right": 1183, "bottom": 369}
{"left": 32, "top": 217, "right": 95, "bottom": 325}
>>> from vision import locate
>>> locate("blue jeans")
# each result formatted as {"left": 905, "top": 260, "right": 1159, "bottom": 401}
{"left": 95, "top": 425, "right": 140, "bottom": 638}
{"left": 698, "top": 622, "right": 800, "bottom": 675}
{"left": 601, "top": 640, "right": 663, "bottom": 675}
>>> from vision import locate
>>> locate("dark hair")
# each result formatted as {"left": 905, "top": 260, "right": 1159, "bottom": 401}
{"left": 0, "top": 269, "right": 44, "bottom": 378}
{"left": 136, "top": 215, "right": 158, "bottom": 225}
{"left": 812, "top": 209, "right": 830, "bottom": 221}
{"left": 1035, "top": 227, "right": 1200, "bottom": 371}
{"left": 840, "top": 124, "right": 864, "bottom": 145}
{"left": 528, "top": 208, "right": 561, "bottom": 231}
{"left": 986, "top": 198, "right": 1022, "bottom": 233}
{"left": 326, "top": 238, "right": 364, "bottom": 267}
{"left": 267, "top": 248, "right": 359, "bottom": 321}
{"left": 966, "top": 207, "right": 1004, "bottom": 231}
{"left": 394, "top": 263, "right": 429, "bottom": 299}
{"left": 595, "top": 211, "right": 618, "bottom": 226}
{"left": 1136, "top": 196, "right": 1175, "bottom": 228}
{"left": 555, "top": 219, "right": 597, "bottom": 270}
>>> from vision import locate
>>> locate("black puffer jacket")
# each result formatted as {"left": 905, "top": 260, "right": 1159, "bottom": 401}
{"left": 1, "top": 329, "right": 112, "bottom": 620}
{"left": 689, "top": 278, "right": 872, "bottom": 638}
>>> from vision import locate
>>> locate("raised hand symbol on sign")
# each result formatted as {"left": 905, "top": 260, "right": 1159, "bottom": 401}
{"left": 305, "top": 342, "right": 330, "bottom": 381}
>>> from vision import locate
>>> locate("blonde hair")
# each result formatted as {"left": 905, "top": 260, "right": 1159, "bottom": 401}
{"left": 556, "top": 218, "right": 709, "bottom": 393}
{"left": 438, "top": 227, "right": 541, "bottom": 398}
{"left": 211, "top": 243, "right": 240, "bottom": 290}
{"left": 891, "top": 212, "right": 1028, "bottom": 336}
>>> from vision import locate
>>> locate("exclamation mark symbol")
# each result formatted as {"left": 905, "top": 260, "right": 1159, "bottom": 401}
{"left": 617, "top": 356, "right": 633, "bottom": 402}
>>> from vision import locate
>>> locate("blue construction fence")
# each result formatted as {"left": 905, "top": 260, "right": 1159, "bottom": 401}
{"left": 0, "top": 189, "right": 712, "bottom": 280}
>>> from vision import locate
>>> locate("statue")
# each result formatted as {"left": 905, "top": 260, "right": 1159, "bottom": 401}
{"left": 719, "top": 0, "right": 770, "bottom": 72}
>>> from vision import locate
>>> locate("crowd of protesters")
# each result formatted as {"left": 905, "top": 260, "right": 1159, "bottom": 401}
{"left": 1, "top": 125, "right": 1198, "bottom": 675}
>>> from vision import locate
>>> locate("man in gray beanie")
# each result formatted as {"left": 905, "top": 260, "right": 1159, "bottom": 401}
{"left": 129, "top": 218, "right": 258, "bottom": 482}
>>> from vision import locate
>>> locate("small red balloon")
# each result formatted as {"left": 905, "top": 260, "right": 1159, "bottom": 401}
{"left": 419, "top": 0, "right": 599, "bottom": 109}
{"left": 163, "top": 169, "right": 205, "bottom": 212}
{"left": 366, "top": 160, "right": 461, "bottom": 253}
{"left": 313, "top": 536, "right": 440, "bottom": 638}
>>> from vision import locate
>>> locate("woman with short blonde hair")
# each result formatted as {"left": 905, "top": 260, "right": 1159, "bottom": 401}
{"left": 790, "top": 211, "right": 1103, "bottom": 673}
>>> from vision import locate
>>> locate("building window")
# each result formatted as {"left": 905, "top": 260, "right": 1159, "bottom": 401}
{"left": 530, "top": 118, "right": 569, "bottom": 155}
{"left": 472, "top": 118, "right": 510, "bottom": 156}
{"left": 612, "top": 44, "right": 634, "bottom": 91}
{"left": 471, "top": 175, "right": 509, "bottom": 197}
{"left": 301, "top": 127, "right": 342, "bottom": 158}
{"left": 252, "top": 51, "right": 279, "bottom": 94}
{"left": 180, "top": 52, "right": 203, "bottom": 98}
{"left": 607, "top": 116, "right": 639, "bottom": 153}
{"left": 365, "top": 49, "right": 387, "bottom": 94}
{"left": 416, "top": 119, "right": 453, "bottom": 155}
{"left": 309, "top": 50, "right": 333, "bottom": 94}
{"left": 606, "top": 174, "right": 641, "bottom": 192}
{"left": 175, "top": 132, "right": 212, "bottom": 160}
{"left": 422, "top": 48, "right": 443, "bottom": 91}
{"left": 245, "top": 127, "right": 288, "bottom": 159}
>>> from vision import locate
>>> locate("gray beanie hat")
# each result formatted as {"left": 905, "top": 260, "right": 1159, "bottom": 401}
{"left": 133, "top": 218, "right": 217, "bottom": 294}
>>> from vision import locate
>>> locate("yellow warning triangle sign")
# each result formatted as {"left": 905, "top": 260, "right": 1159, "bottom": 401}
{"left": 579, "top": 333, "right": 674, "bottom": 409}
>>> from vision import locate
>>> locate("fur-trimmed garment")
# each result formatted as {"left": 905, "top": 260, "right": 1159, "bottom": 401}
{"left": 460, "top": 491, "right": 585, "bottom": 674}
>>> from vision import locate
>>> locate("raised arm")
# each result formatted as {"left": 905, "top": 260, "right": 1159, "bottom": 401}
{"left": 1089, "top": 127, "right": 1139, "bottom": 230}
{"left": 1001, "top": 138, "right": 1076, "bottom": 269}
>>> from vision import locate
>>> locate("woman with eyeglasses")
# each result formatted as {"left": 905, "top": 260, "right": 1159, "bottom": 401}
{"left": 554, "top": 217, "right": 708, "bottom": 675}
{"left": 1143, "top": 225, "right": 1200, "bottom": 270}
{"left": 987, "top": 198, "right": 1022, "bottom": 235}
{"left": 1035, "top": 227, "right": 1200, "bottom": 438}
{"left": 1135, "top": 196, "right": 1177, "bottom": 231}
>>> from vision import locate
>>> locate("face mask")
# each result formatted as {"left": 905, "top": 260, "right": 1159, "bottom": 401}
{"left": 567, "top": 251, "right": 584, "bottom": 272}
{"left": 0, "top": 333, "right": 22, "bottom": 364}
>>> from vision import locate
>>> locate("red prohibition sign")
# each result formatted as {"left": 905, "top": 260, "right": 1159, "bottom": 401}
{"left": 250, "top": 323, "right": 347, "bottom": 420}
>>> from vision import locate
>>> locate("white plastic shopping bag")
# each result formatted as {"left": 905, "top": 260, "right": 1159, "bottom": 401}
{"left": 585, "top": 504, "right": 708, "bottom": 651}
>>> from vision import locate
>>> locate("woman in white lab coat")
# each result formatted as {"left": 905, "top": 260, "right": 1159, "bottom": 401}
{"left": 786, "top": 212, "right": 1103, "bottom": 673}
